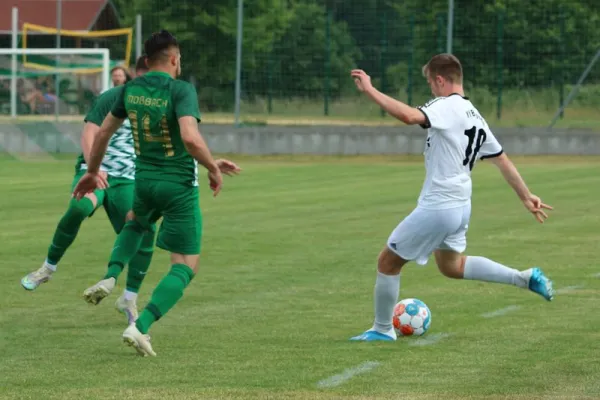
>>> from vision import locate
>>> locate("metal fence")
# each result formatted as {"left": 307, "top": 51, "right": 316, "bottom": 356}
{"left": 5, "top": 0, "right": 600, "bottom": 127}
{"left": 134, "top": 0, "right": 600, "bottom": 127}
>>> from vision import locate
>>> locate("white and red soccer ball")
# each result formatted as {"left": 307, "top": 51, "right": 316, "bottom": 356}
{"left": 393, "top": 298, "right": 431, "bottom": 336}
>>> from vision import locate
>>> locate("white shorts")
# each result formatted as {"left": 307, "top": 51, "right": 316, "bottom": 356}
{"left": 387, "top": 203, "right": 471, "bottom": 266}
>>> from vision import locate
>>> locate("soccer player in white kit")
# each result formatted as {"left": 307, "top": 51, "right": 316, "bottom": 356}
{"left": 349, "top": 54, "right": 555, "bottom": 342}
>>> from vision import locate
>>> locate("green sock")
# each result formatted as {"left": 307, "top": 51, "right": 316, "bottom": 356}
{"left": 135, "top": 264, "right": 195, "bottom": 334}
{"left": 125, "top": 229, "right": 155, "bottom": 293}
{"left": 104, "top": 220, "right": 144, "bottom": 280}
{"left": 46, "top": 197, "right": 95, "bottom": 265}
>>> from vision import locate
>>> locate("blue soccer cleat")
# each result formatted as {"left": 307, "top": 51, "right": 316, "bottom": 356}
{"left": 350, "top": 329, "right": 396, "bottom": 342}
{"left": 528, "top": 267, "right": 554, "bottom": 301}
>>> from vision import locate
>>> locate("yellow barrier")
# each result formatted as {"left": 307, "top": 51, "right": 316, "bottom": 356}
{"left": 22, "top": 22, "right": 133, "bottom": 74}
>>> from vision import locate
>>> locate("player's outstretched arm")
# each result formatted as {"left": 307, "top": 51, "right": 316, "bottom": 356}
{"left": 215, "top": 159, "right": 242, "bottom": 176}
{"left": 87, "top": 113, "right": 123, "bottom": 174}
{"left": 80, "top": 122, "right": 100, "bottom": 166}
{"left": 351, "top": 69, "right": 425, "bottom": 125}
{"left": 80, "top": 122, "right": 108, "bottom": 182}
{"left": 179, "top": 116, "right": 218, "bottom": 172}
{"left": 179, "top": 116, "right": 223, "bottom": 196}
{"left": 73, "top": 113, "right": 122, "bottom": 199}
{"left": 488, "top": 153, "right": 553, "bottom": 223}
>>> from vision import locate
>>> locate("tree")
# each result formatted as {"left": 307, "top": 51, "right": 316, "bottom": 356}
{"left": 247, "top": 1, "right": 360, "bottom": 99}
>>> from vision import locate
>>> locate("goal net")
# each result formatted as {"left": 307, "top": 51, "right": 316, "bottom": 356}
{"left": 0, "top": 48, "right": 110, "bottom": 119}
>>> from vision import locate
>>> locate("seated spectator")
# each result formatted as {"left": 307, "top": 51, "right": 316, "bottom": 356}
{"left": 18, "top": 78, "right": 56, "bottom": 114}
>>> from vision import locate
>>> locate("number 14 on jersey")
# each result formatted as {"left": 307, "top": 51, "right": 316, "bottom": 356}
{"left": 128, "top": 110, "right": 175, "bottom": 157}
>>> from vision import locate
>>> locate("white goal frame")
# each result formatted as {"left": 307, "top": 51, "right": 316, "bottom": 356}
{"left": 0, "top": 48, "right": 110, "bottom": 118}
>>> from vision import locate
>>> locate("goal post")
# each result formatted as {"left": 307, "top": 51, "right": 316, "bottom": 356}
{"left": 22, "top": 22, "right": 133, "bottom": 74}
{"left": 0, "top": 48, "right": 110, "bottom": 118}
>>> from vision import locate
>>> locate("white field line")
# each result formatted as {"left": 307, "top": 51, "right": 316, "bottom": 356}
{"left": 408, "top": 333, "right": 452, "bottom": 347}
{"left": 317, "top": 361, "right": 381, "bottom": 388}
{"left": 481, "top": 305, "right": 521, "bottom": 319}
{"left": 555, "top": 285, "right": 585, "bottom": 294}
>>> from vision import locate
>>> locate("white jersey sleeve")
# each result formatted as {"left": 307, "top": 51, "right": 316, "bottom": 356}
{"left": 417, "top": 98, "right": 453, "bottom": 130}
{"left": 479, "top": 128, "right": 503, "bottom": 160}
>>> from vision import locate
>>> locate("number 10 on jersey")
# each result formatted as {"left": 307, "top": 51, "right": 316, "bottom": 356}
{"left": 463, "top": 126, "right": 487, "bottom": 170}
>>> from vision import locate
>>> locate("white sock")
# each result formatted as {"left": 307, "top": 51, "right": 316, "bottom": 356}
{"left": 373, "top": 272, "right": 400, "bottom": 333}
{"left": 124, "top": 290, "right": 137, "bottom": 301}
{"left": 464, "top": 256, "right": 528, "bottom": 288}
{"left": 44, "top": 259, "right": 57, "bottom": 272}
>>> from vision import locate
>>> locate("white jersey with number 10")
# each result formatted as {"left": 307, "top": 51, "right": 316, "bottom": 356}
{"left": 416, "top": 93, "right": 503, "bottom": 210}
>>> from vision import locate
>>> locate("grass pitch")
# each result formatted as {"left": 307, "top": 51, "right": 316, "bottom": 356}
{"left": 1, "top": 155, "right": 600, "bottom": 400}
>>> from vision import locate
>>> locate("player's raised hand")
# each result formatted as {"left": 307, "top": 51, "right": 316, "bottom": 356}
{"left": 72, "top": 172, "right": 109, "bottom": 200}
{"left": 208, "top": 168, "right": 223, "bottom": 197}
{"left": 522, "top": 194, "right": 553, "bottom": 223}
{"left": 351, "top": 69, "right": 373, "bottom": 92}
{"left": 216, "top": 159, "right": 242, "bottom": 176}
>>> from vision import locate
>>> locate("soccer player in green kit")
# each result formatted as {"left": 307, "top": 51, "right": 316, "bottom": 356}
{"left": 21, "top": 56, "right": 155, "bottom": 324}
{"left": 73, "top": 30, "right": 240, "bottom": 357}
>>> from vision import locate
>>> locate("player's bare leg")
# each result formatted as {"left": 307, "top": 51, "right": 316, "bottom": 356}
{"left": 434, "top": 250, "right": 554, "bottom": 301}
{"left": 123, "top": 253, "right": 199, "bottom": 356}
{"left": 21, "top": 193, "right": 98, "bottom": 291}
{"left": 350, "top": 247, "right": 408, "bottom": 342}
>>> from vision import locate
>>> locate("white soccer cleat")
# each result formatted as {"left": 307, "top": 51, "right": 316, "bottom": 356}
{"left": 115, "top": 295, "right": 138, "bottom": 324}
{"left": 82, "top": 277, "right": 116, "bottom": 305}
{"left": 122, "top": 324, "right": 156, "bottom": 357}
{"left": 20, "top": 264, "right": 55, "bottom": 291}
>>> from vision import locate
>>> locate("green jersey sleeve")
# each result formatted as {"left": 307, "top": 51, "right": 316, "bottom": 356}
{"left": 84, "top": 97, "right": 99, "bottom": 123}
{"left": 110, "top": 85, "right": 128, "bottom": 119}
{"left": 173, "top": 81, "right": 201, "bottom": 122}
{"left": 84, "top": 87, "right": 124, "bottom": 126}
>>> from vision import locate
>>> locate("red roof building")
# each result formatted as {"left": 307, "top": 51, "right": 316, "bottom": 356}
{"left": 0, "top": 0, "right": 121, "bottom": 33}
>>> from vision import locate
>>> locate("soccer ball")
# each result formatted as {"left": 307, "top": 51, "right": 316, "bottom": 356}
{"left": 393, "top": 298, "right": 431, "bottom": 336}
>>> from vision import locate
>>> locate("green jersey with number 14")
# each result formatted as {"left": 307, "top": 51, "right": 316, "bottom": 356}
{"left": 111, "top": 71, "right": 201, "bottom": 186}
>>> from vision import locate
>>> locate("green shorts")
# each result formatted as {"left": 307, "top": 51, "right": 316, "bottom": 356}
{"left": 71, "top": 170, "right": 134, "bottom": 234}
{"left": 131, "top": 179, "right": 202, "bottom": 255}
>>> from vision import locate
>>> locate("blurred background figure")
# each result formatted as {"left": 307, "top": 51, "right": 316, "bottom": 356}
{"left": 17, "top": 77, "right": 57, "bottom": 114}
{"left": 110, "top": 66, "right": 131, "bottom": 87}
